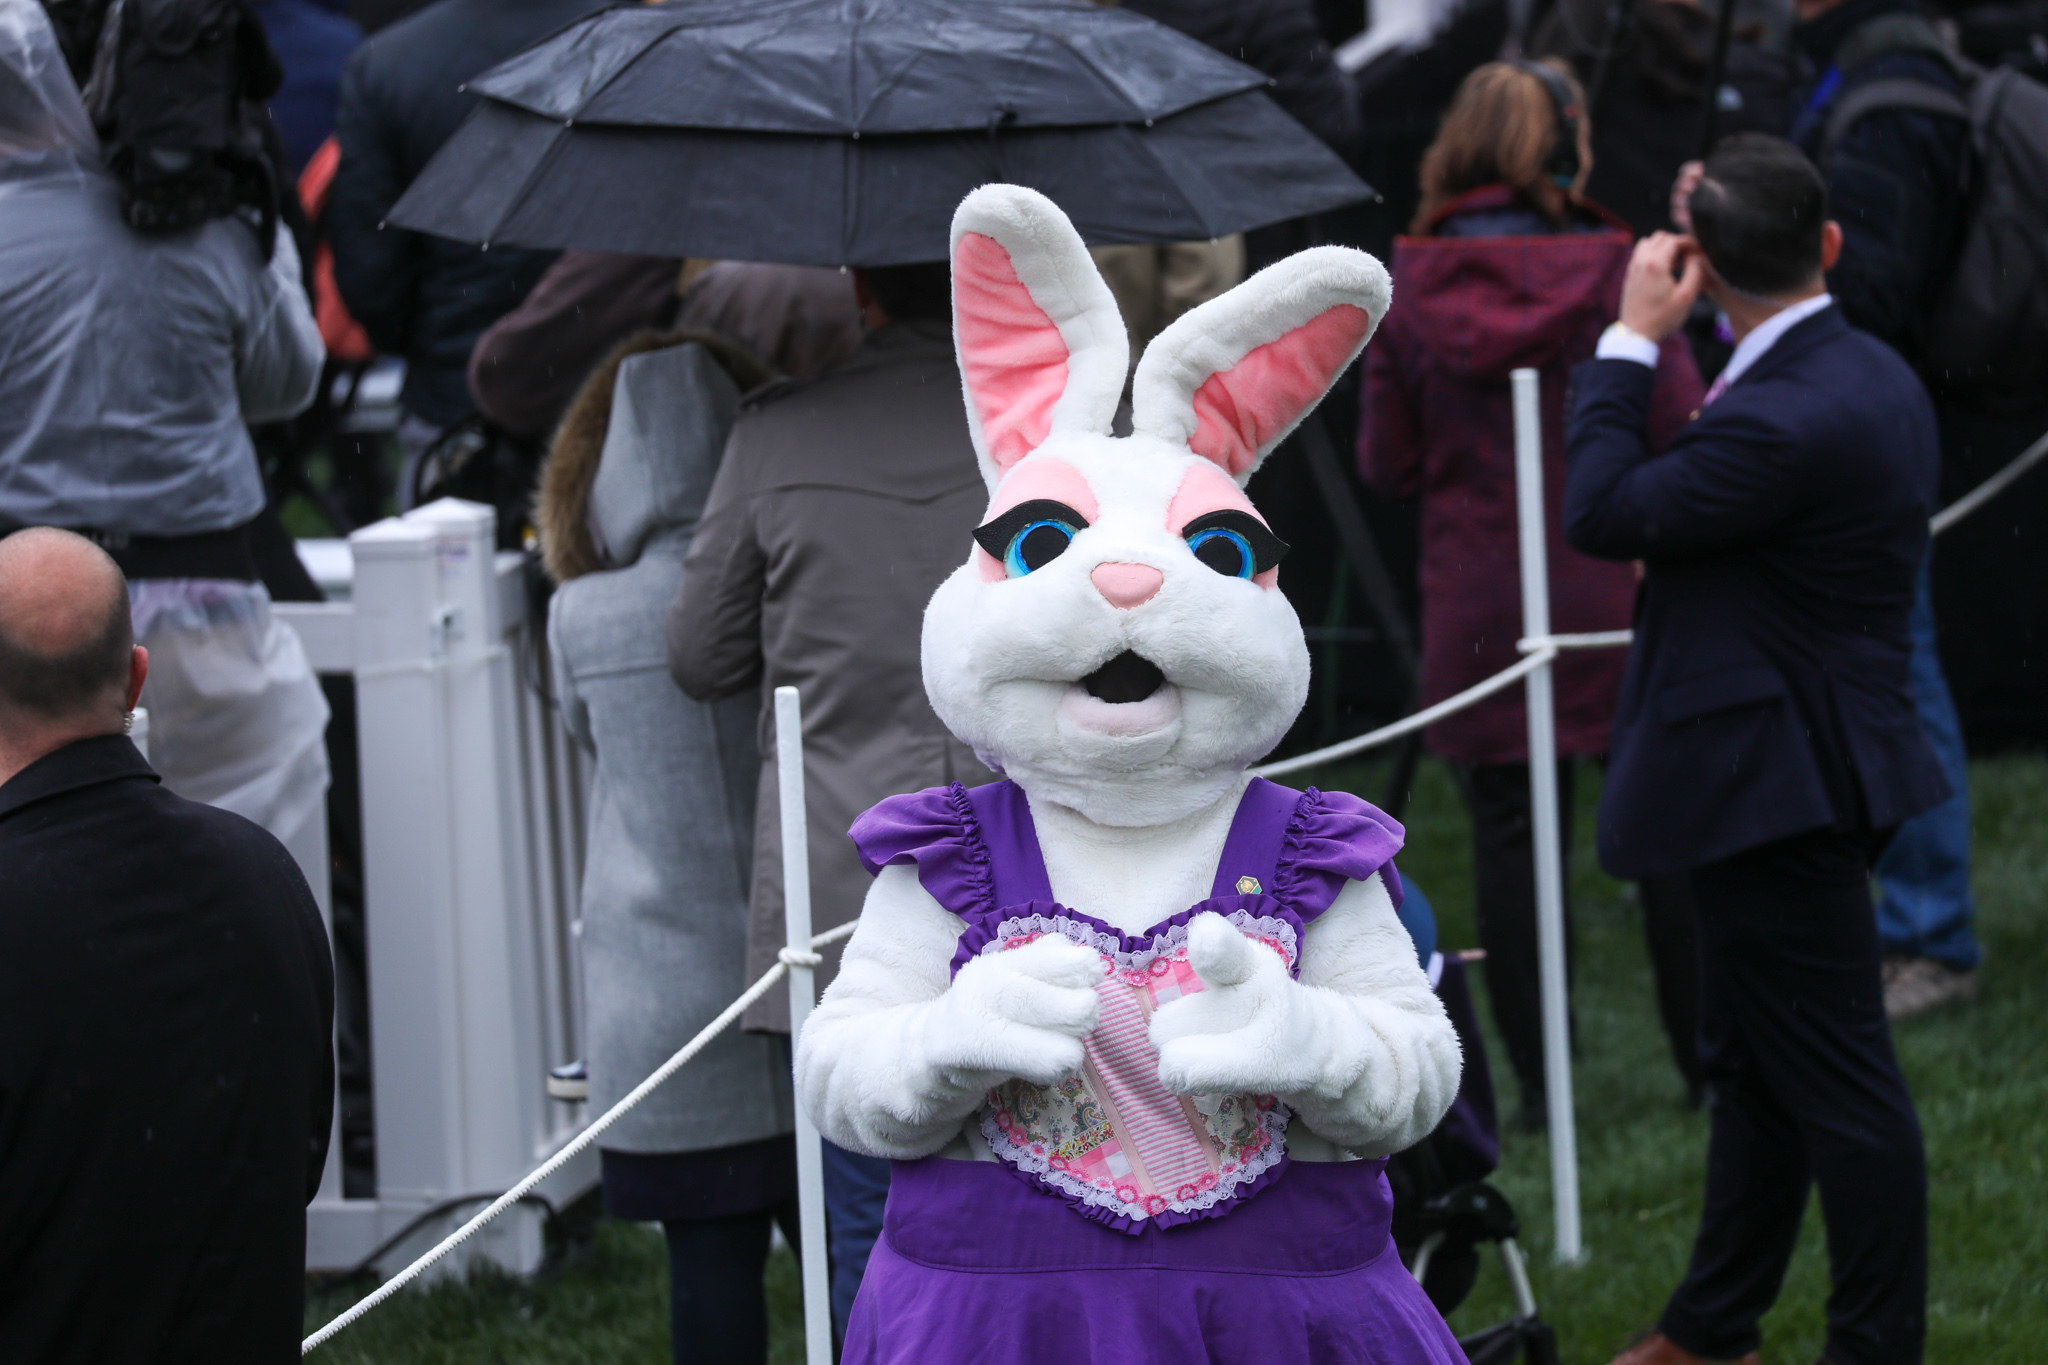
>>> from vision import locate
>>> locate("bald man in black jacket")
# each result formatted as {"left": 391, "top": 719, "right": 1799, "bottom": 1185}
{"left": 0, "top": 529, "right": 334, "bottom": 1364}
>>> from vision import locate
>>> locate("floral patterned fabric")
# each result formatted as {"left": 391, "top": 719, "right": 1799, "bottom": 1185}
{"left": 971, "top": 900, "right": 1298, "bottom": 1230}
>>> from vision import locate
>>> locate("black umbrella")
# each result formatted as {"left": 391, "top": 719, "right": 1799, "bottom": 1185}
{"left": 388, "top": 0, "right": 1373, "bottom": 265}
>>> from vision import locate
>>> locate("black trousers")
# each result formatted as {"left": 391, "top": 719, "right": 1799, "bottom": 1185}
{"left": 1455, "top": 763, "right": 1704, "bottom": 1111}
{"left": 664, "top": 1202, "right": 801, "bottom": 1365}
{"left": 1660, "top": 828, "right": 1927, "bottom": 1365}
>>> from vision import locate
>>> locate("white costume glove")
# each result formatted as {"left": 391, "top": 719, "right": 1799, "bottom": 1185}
{"left": 922, "top": 935, "right": 1103, "bottom": 1089}
{"left": 1150, "top": 912, "right": 1332, "bottom": 1095}
{"left": 1148, "top": 899, "right": 1459, "bottom": 1157}
{"left": 797, "top": 865, "right": 1105, "bottom": 1158}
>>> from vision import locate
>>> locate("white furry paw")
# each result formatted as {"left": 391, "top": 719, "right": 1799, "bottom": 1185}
{"left": 922, "top": 935, "right": 1104, "bottom": 1088}
{"left": 1150, "top": 912, "right": 1324, "bottom": 1096}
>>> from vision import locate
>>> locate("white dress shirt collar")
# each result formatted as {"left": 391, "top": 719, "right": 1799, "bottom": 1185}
{"left": 1713, "top": 293, "right": 1834, "bottom": 393}
{"left": 1593, "top": 293, "right": 1835, "bottom": 398}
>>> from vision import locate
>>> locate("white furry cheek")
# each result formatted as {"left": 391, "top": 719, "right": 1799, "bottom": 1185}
{"left": 919, "top": 568, "right": 988, "bottom": 738}
{"left": 1058, "top": 682, "right": 1182, "bottom": 737}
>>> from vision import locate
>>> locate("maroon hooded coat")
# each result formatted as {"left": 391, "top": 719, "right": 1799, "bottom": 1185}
{"left": 1359, "top": 186, "right": 1703, "bottom": 765}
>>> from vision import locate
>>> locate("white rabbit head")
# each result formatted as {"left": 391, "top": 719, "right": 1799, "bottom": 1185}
{"left": 922, "top": 185, "right": 1391, "bottom": 827}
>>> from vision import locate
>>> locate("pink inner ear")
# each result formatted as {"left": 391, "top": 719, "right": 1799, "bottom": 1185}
{"left": 954, "top": 231, "right": 1071, "bottom": 474}
{"left": 1188, "top": 304, "right": 1373, "bottom": 478}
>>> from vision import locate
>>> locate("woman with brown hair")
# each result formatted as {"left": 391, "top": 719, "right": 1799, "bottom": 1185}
{"left": 1410, "top": 59, "right": 1600, "bottom": 235}
{"left": 1358, "top": 60, "right": 1707, "bottom": 1131}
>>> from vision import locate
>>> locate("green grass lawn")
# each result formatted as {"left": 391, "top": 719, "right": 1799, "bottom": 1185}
{"left": 305, "top": 756, "right": 2048, "bottom": 1364}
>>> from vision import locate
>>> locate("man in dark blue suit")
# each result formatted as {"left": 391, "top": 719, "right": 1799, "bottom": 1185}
{"left": 1565, "top": 136, "right": 1946, "bottom": 1365}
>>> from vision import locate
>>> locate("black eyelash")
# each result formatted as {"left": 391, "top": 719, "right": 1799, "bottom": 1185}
{"left": 973, "top": 499, "right": 1092, "bottom": 561}
{"left": 1179, "top": 510, "right": 1288, "bottom": 574}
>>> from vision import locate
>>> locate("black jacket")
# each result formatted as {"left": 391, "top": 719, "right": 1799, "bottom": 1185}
{"left": 0, "top": 737, "right": 334, "bottom": 1364}
{"left": 328, "top": 0, "right": 608, "bottom": 426}
{"left": 1533, "top": 0, "right": 1797, "bottom": 237}
{"left": 1789, "top": 0, "right": 1970, "bottom": 360}
{"left": 1563, "top": 307, "right": 1948, "bottom": 877}
{"left": 1122, "top": 0, "right": 1361, "bottom": 160}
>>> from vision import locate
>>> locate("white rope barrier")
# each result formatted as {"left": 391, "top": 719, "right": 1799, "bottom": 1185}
{"left": 1520, "top": 630, "right": 1636, "bottom": 652}
{"left": 1930, "top": 424, "right": 2048, "bottom": 536}
{"left": 300, "top": 917, "right": 858, "bottom": 1355}
{"left": 1252, "top": 648, "right": 1558, "bottom": 779}
{"left": 303, "top": 409, "right": 2046, "bottom": 1352}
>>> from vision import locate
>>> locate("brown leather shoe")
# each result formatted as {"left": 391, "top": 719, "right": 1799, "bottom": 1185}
{"left": 1607, "top": 1332, "right": 1761, "bottom": 1365}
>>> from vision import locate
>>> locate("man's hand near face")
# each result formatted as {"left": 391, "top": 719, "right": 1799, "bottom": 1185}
{"left": 1619, "top": 232, "right": 1706, "bottom": 344}
{"left": 1669, "top": 160, "right": 1705, "bottom": 234}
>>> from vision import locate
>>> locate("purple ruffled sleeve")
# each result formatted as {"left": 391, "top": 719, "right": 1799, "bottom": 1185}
{"left": 847, "top": 782, "right": 997, "bottom": 918}
{"left": 1273, "top": 787, "right": 1407, "bottom": 924}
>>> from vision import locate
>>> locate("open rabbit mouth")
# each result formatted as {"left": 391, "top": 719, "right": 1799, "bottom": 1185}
{"left": 1060, "top": 650, "right": 1181, "bottom": 737}
{"left": 1082, "top": 650, "right": 1166, "bottom": 703}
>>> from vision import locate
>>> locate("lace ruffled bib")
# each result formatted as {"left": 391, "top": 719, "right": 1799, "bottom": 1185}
{"left": 850, "top": 778, "right": 1404, "bottom": 1234}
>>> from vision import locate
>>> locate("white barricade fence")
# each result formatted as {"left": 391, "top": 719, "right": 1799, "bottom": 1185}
{"left": 301, "top": 395, "right": 2048, "bottom": 1355}
{"left": 278, "top": 499, "right": 597, "bottom": 1288}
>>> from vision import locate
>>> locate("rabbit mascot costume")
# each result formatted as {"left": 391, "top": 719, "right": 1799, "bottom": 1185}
{"left": 796, "top": 185, "right": 1467, "bottom": 1363}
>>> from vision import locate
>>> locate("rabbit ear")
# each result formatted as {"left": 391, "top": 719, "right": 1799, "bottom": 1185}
{"left": 950, "top": 185, "right": 1129, "bottom": 490}
{"left": 1130, "top": 247, "right": 1390, "bottom": 485}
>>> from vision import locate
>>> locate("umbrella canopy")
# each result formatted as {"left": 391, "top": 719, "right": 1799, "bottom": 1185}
{"left": 389, "top": 0, "right": 1373, "bottom": 265}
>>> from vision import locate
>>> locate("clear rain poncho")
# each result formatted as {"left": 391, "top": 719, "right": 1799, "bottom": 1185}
{"left": 0, "top": 0, "right": 323, "bottom": 540}
{"left": 0, "top": 0, "right": 97, "bottom": 174}
{"left": 2, "top": 0, "right": 330, "bottom": 850}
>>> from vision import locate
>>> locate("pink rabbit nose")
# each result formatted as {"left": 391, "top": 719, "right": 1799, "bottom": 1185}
{"left": 1091, "top": 562, "right": 1164, "bottom": 609}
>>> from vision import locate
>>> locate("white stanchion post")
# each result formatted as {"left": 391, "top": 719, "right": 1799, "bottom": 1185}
{"left": 1511, "top": 367, "right": 1584, "bottom": 1265}
{"left": 775, "top": 687, "right": 835, "bottom": 1365}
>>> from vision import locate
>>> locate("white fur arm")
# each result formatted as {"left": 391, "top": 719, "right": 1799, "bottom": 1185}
{"left": 1147, "top": 873, "right": 1461, "bottom": 1157}
{"left": 794, "top": 863, "right": 1102, "bottom": 1159}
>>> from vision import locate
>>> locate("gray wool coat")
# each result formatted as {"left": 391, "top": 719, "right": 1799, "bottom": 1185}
{"left": 667, "top": 320, "right": 996, "bottom": 1033}
{"left": 547, "top": 344, "right": 794, "bottom": 1153}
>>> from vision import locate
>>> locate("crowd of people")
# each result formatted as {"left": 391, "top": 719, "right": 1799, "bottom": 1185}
{"left": 2, "top": 0, "right": 2042, "bottom": 1360}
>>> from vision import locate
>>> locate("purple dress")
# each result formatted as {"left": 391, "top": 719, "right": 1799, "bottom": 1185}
{"left": 840, "top": 778, "right": 1470, "bottom": 1364}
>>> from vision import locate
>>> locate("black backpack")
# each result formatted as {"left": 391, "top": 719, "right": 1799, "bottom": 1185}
{"left": 1822, "top": 16, "right": 2048, "bottom": 414}
{"left": 407, "top": 416, "right": 547, "bottom": 553}
{"left": 56, "top": 0, "right": 284, "bottom": 240}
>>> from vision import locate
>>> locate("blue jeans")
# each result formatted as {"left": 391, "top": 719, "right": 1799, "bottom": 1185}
{"left": 1873, "top": 567, "right": 1980, "bottom": 970}
{"left": 822, "top": 1139, "right": 890, "bottom": 1336}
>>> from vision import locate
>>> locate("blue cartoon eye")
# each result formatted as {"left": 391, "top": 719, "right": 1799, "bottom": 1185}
{"left": 1181, "top": 510, "right": 1289, "bottom": 579}
{"left": 1006, "top": 520, "right": 1073, "bottom": 576}
{"left": 973, "top": 499, "right": 1089, "bottom": 579}
{"left": 1187, "top": 527, "right": 1255, "bottom": 579}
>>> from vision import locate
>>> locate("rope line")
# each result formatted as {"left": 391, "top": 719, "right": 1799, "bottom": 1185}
{"left": 1252, "top": 648, "right": 1557, "bottom": 779}
{"left": 1519, "top": 630, "right": 1636, "bottom": 652}
{"left": 1930, "top": 425, "right": 2048, "bottom": 536}
{"left": 301, "top": 919, "right": 858, "bottom": 1355}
